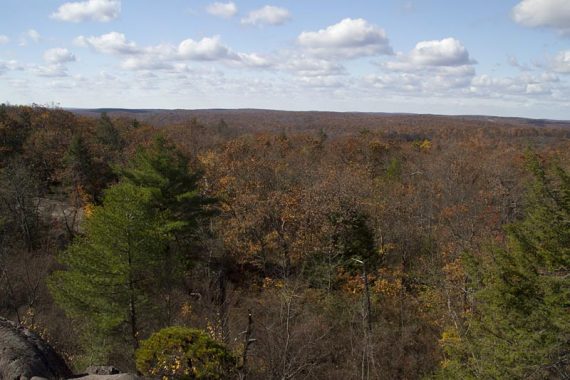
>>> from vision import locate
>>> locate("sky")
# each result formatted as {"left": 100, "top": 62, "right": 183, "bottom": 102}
{"left": 0, "top": 0, "right": 569, "bottom": 119}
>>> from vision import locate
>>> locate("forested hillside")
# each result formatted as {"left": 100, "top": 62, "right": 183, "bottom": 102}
{"left": 0, "top": 104, "right": 568, "bottom": 379}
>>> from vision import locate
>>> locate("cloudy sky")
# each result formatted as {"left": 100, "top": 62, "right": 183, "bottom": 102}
{"left": 1, "top": 0, "right": 570, "bottom": 119}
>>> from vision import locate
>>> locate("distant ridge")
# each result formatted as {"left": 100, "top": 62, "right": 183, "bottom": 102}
{"left": 69, "top": 107, "right": 569, "bottom": 122}
{"left": 68, "top": 108, "right": 570, "bottom": 132}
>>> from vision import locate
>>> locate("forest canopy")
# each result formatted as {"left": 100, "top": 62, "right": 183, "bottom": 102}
{"left": 0, "top": 104, "right": 569, "bottom": 379}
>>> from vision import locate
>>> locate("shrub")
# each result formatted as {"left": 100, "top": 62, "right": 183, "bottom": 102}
{"left": 135, "top": 326, "right": 236, "bottom": 379}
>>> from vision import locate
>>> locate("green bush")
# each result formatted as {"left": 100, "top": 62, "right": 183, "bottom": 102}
{"left": 135, "top": 326, "right": 236, "bottom": 379}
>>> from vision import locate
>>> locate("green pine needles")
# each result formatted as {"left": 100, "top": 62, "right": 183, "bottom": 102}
{"left": 49, "top": 136, "right": 215, "bottom": 365}
{"left": 436, "top": 152, "right": 570, "bottom": 379}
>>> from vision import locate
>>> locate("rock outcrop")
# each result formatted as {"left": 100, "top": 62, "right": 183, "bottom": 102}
{"left": 0, "top": 317, "right": 73, "bottom": 380}
{"left": 73, "top": 375, "right": 139, "bottom": 380}
{"left": 84, "top": 367, "right": 121, "bottom": 376}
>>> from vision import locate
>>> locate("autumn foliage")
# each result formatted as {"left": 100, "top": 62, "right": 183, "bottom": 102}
{"left": 0, "top": 104, "right": 569, "bottom": 378}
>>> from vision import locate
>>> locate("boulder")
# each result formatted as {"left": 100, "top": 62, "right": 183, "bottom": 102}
{"left": 0, "top": 317, "right": 73, "bottom": 380}
{"left": 84, "top": 367, "right": 121, "bottom": 376}
{"left": 73, "top": 375, "right": 140, "bottom": 380}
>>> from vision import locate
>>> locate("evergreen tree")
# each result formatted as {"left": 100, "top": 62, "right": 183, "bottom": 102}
{"left": 304, "top": 207, "right": 376, "bottom": 290}
{"left": 64, "top": 134, "right": 94, "bottom": 200}
{"left": 50, "top": 138, "right": 214, "bottom": 364}
{"left": 436, "top": 154, "right": 570, "bottom": 379}
{"left": 118, "top": 136, "right": 215, "bottom": 242}
{"left": 49, "top": 182, "right": 182, "bottom": 360}
{"left": 96, "top": 112, "right": 123, "bottom": 151}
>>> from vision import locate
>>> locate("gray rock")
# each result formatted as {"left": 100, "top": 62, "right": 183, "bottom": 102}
{"left": 0, "top": 317, "right": 73, "bottom": 380}
{"left": 72, "top": 375, "right": 140, "bottom": 380}
{"left": 84, "top": 366, "right": 121, "bottom": 375}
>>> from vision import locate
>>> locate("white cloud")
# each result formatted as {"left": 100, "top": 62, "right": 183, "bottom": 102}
{"left": 298, "top": 18, "right": 392, "bottom": 59}
{"left": 507, "top": 55, "right": 533, "bottom": 71}
{"left": 470, "top": 72, "right": 561, "bottom": 98}
{"left": 51, "top": 0, "right": 121, "bottom": 22}
{"left": 75, "top": 32, "right": 272, "bottom": 70}
{"left": 176, "top": 38, "right": 272, "bottom": 67}
{"left": 512, "top": 0, "right": 570, "bottom": 34}
{"left": 121, "top": 57, "right": 173, "bottom": 71}
{"left": 178, "top": 36, "right": 232, "bottom": 60}
{"left": 0, "top": 60, "right": 22, "bottom": 75}
{"left": 241, "top": 5, "right": 291, "bottom": 26}
{"left": 551, "top": 50, "right": 570, "bottom": 73}
{"left": 44, "top": 48, "right": 77, "bottom": 64}
{"left": 526, "top": 83, "right": 550, "bottom": 94}
{"left": 19, "top": 29, "right": 41, "bottom": 46}
{"left": 27, "top": 29, "right": 41, "bottom": 43}
{"left": 386, "top": 38, "right": 474, "bottom": 70}
{"left": 33, "top": 64, "right": 70, "bottom": 78}
{"left": 74, "top": 32, "right": 138, "bottom": 54}
{"left": 427, "top": 66, "right": 476, "bottom": 89}
{"left": 0, "top": 35, "right": 9, "bottom": 45}
{"left": 364, "top": 73, "right": 421, "bottom": 93}
{"left": 409, "top": 38, "right": 472, "bottom": 66}
{"left": 282, "top": 56, "right": 347, "bottom": 77}
{"left": 296, "top": 76, "right": 347, "bottom": 89}
{"left": 366, "top": 64, "right": 476, "bottom": 95}
{"left": 206, "top": 2, "right": 237, "bottom": 18}
{"left": 235, "top": 53, "right": 273, "bottom": 68}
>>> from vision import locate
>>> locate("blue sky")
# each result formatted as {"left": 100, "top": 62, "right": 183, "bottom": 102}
{"left": 1, "top": 0, "right": 569, "bottom": 119}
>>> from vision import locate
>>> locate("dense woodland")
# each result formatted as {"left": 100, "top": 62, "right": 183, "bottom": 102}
{"left": 0, "top": 104, "right": 569, "bottom": 379}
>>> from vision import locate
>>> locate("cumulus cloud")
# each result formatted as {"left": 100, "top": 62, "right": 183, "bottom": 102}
{"left": 364, "top": 73, "right": 421, "bottom": 93}
{"left": 0, "top": 35, "right": 9, "bottom": 45}
{"left": 241, "top": 5, "right": 291, "bottom": 26}
{"left": 178, "top": 36, "right": 232, "bottom": 60}
{"left": 471, "top": 75, "right": 521, "bottom": 93}
{"left": 17, "top": 48, "right": 78, "bottom": 78}
{"left": 298, "top": 18, "right": 392, "bottom": 59}
{"left": 386, "top": 38, "right": 474, "bottom": 70}
{"left": 74, "top": 32, "right": 272, "bottom": 71}
{"left": 0, "top": 60, "right": 22, "bottom": 75}
{"left": 470, "top": 72, "right": 560, "bottom": 98}
{"left": 551, "top": 50, "right": 570, "bottom": 73}
{"left": 512, "top": 0, "right": 570, "bottom": 34}
{"left": 74, "top": 32, "right": 139, "bottom": 54}
{"left": 282, "top": 56, "right": 347, "bottom": 77}
{"left": 296, "top": 75, "right": 347, "bottom": 89}
{"left": 43, "top": 48, "right": 77, "bottom": 64}
{"left": 51, "top": 0, "right": 121, "bottom": 22}
{"left": 121, "top": 57, "right": 173, "bottom": 71}
{"left": 370, "top": 38, "right": 477, "bottom": 96}
{"left": 366, "top": 64, "right": 475, "bottom": 95}
{"left": 234, "top": 53, "right": 273, "bottom": 68}
{"left": 33, "top": 65, "right": 70, "bottom": 78}
{"left": 409, "top": 38, "right": 472, "bottom": 66}
{"left": 206, "top": 2, "right": 237, "bottom": 18}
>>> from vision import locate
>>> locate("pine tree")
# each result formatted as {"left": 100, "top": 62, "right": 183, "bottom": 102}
{"left": 64, "top": 135, "right": 94, "bottom": 199}
{"left": 49, "top": 182, "right": 180, "bottom": 360}
{"left": 118, "top": 136, "right": 215, "bottom": 242}
{"left": 96, "top": 112, "right": 123, "bottom": 151}
{"left": 50, "top": 138, "right": 215, "bottom": 364}
{"left": 436, "top": 153, "right": 570, "bottom": 379}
